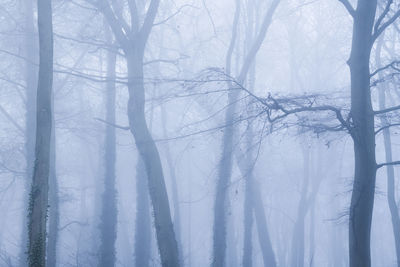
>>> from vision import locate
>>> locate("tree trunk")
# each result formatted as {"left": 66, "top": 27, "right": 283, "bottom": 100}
{"left": 20, "top": 0, "right": 37, "bottom": 265}
{"left": 253, "top": 180, "right": 276, "bottom": 267}
{"left": 234, "top": 151, "right": 276, "bottom": 267}
{"left": 376, "top": 37, "right": 400, "bottom": 267}
{"left": 27, "top": 0, "right": 53, "bottom": 265}
{"left": 134, "top": 158, "right": 151, "bottom": 267}
{"left": 99, "top": 30, "right": 117, "bottom": 267}
{"left": 347, "top": 2, "right": 377, "bottom": 266}
{"left": 161, "top": 106, "right": 183, "bottom": 265}
{"left": 126, "top": 49, "right": 179, "bottom": 267}
{"left": 212, "top": 1, "right": 279, "bottom": 265}
{"left": 46, "top": 110, "right": 59, "bottom": 267}
{"left": 290, "top": 145, "right": 310, "bottom": 267}
{"left": 243, "top": 169, "right": 254, "bottom": 267}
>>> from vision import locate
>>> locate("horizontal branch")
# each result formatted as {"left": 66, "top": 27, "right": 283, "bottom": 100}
{"left": 374, "top": 104, "right": 400, "bottom": 115}
{"left": 377, "top": 161, "right": 400, "bottom": 169}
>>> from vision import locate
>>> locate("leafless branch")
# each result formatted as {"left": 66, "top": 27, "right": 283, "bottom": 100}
{"left": 375, "top": 123, "right": 400, "bottom": 134}
{"left": 337, "top": 0, "right": 355, "bottom": 17}
{"left": 373, "top": 7, "right": 400, "bottom": 41}
{"left": 377, "top": 161, "right": 400, "bottom": 169}
{"left": 374, "top": 104, "right": 400, "bottom": 115}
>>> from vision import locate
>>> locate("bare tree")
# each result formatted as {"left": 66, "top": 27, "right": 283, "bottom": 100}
{"left": 212, "top": 1, "right": 279, "bottom": 266}
{"left": 93, "top": 0, "right": 180, "bottom": 265}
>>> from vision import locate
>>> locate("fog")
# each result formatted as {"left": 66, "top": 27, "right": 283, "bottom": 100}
{"left": 0, "top": 0, "right": 400, "bottom": 266}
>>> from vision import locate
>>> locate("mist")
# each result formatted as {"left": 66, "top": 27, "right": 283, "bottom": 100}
{"left": 0, "top": 0, "right": 400, "bottom": 266}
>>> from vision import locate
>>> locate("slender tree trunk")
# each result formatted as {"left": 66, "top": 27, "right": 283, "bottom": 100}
{"left": 20, "top": 1, "right": 37, "bottom": 265}
{"left": 27, "top": 0, "right": 53, "bottom": 265}
{"left": 376, "top": 37, "right": 400, "bottom": 267}
{"left": 243, "top": 169, "right": 254, "bottom": 267}
{"left": 234, "top": 149, "right": 276, "bottom": 266}
{"left": 134, "top": 158, "right": 151, "bottom": 267}
{"left": 213, "top": 1, "right": 279, "bottom": 265}
{"left": 46, "top": 111, "right": 58, "bottom": 267}
{"left": 253, "top": 180, "right": 276, "bottom": 267}
{"left": 347, "top": 2, "right": 377, "bottom": 266}
{"left": 290, "top": 145, "right": 310, "bottom": 267}
{"left": 99, "top": 29, "right": 118, "bottom": 267}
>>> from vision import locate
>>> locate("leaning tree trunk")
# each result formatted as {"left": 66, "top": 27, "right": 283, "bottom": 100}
{"left": 161, "top": 105, "right": 183, "bottom": 265}
{"left": 27, "top": 0, "right": 53, "bottom": 265}
{"left": 376, "top": 37, "right": 400, "bottom": 267}
{"left": 99, "top": 31, "right": 118, "bottom": 267}
{"left": 126, "top": 48, "right": 179, "bottom": 267}
{"left": 347, "top": 1, "right": 377, "bottom": 266}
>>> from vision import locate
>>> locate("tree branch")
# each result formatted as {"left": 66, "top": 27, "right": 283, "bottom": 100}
{"left": 373, "top": 8, "right": 400, "bottom": 41}
{"left": 374, "top": 0, "right": 394, "bottom": 34}
{"left": 370, "top": 60, "right": 400, "bottom": 77}
{"left": 375, "top": 123, "right": 400, "bottom": 135}
{"left": 374, "top": 104, "right": 400, "bottom": 115}
{"left": 337, "top": 0, "right": 355, "bottom": 17}
{"left": 138, "top": 0, "right": 160, "bottom": 48}
{"left": 95, "top": 0, "right": 129, "bottom": 49}
{"left": 377, "top": 161, "right": 400, "bottom": 169}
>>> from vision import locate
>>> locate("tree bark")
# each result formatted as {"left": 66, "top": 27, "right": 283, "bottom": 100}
{"left": 27, "top": 0, "right": 53, "bottom": 265}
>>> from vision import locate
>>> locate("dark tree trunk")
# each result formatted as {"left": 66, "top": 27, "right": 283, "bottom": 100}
{"left": 347, "top": 2, "right": 377, "bottom": 266}
{"left": 27, "top": 0, "right": 53, "bottom": 265}
{"left": 99, "top": 29, "right": 118, "bottom": 267}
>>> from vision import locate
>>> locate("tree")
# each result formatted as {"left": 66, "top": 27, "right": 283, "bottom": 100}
{"left": 375, "top": 34, "right": 400, "bottom": 267}
{"left": 27, "top": 0, "right": 53, "bottom": 265}
{"left": 336, "top": 1, "right": 400, "bottom": 266}
{"left": 212, "top": 0, "right": 279, "bottom": 266}
{"left": 94, "top": 0, "right": 180, "bottom": 265}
